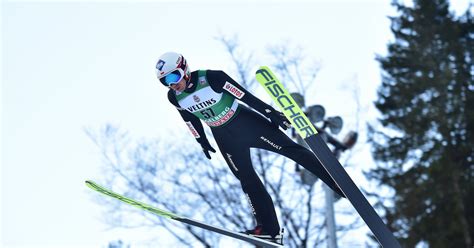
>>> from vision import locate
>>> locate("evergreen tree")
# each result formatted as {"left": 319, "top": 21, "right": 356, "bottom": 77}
{"left": 369, "top": 0, "right": 473, "bottom": 247}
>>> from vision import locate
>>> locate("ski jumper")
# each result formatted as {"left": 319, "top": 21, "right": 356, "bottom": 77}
{"left": 167, "top": 70, "right": 344, "bottom": 235}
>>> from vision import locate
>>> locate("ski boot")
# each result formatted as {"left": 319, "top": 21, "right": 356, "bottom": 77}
{"left": 242, "top": 225, "right": 284, "bottom": 246}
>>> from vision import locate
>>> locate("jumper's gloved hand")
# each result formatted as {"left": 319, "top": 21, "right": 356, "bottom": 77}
{"left": 265, "top": 108, "right": 292, "bottom": 130}
{"left": 200, "top": 141, "right": 216, "bottom": 160}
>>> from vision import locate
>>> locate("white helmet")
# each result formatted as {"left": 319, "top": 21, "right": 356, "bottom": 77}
{"left": 155, "top": 52, "right": 190, "bottom": 86}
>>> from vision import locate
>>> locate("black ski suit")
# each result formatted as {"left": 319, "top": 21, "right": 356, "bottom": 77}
{"left": 167, "top": 70, "right": 344, "bottom": 236}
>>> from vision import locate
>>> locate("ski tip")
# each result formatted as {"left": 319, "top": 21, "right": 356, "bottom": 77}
{"left": 85, "top": 180, "right": 103, "bottom": 192}
{"left": 85, "top": 180, "right": 96, "bottom": 188}
{"left": 255, "top": 66, "right": 269, "bottom": 74}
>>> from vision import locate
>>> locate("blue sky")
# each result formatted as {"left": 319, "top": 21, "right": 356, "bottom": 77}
{"left": 2, "top": 0, "right": 472, "bottom": 247}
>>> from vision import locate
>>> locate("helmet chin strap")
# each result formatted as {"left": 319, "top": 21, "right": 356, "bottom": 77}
{"left": 185, "top": 74, "right": 193, "bottom": 88}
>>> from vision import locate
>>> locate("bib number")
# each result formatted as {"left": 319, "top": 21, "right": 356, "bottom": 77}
{"left": 200, "top": 109, "right": 216, "bottom": 118}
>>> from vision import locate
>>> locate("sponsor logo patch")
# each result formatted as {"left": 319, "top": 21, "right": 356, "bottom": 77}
{"left": 187, "top": 98, "right": 217, "bottom": 112}
{"left": 185, "top": 121, "right": 200, "bottom": 138}
{"left": 205, "top": 108, "right": 236, "bottom": 127}
{"left": 226, "top": 153, "right": 239, "bottom": 172}
{"left": 245, "top": 193, "right": 257, "bottom": 216}
{"left": 260, "top": 136, "right": 282, "bottom": 150}
{"left": 199, "top": 77, "right": 206, "bottom": 85}
{"left": 223, "top": 82, "right": 245, "bottom": 99}
{"left": 156, "top": 60, "right": 165, "bottom": 70}
{"left": 193, "top": 95, "right": 201, "bottom": 103}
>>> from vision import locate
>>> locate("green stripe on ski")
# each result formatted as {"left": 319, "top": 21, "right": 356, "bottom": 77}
{"left": 255, "top": 66, "right": 318, "bottom": 138}
{"left": 85, "top": 180, "right": 179, "bottom": 219}
{"left": 86, "top": 180, "right": 282, "bottom": 247}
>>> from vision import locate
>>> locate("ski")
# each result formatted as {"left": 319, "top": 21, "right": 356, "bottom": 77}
{"left": 255, "top": 66, "right": 401, "bottom": 248}
{"left": 85, "top": 180, "right": 283, "bottom": 248}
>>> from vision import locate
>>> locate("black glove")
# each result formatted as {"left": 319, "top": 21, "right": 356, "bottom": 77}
{"left": 265, "top": 109, "right": 292, "bottom": 130}
{"left": 200, "top": 141, "right": 216, "bottom": 160}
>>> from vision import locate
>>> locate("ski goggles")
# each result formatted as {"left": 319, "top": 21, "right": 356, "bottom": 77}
{"left": 159, "top": 69, "right": 185, "bottom": 86}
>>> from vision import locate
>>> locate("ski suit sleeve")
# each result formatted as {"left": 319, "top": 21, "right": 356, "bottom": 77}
{"left": 206, "top": 70, "right": 291, "bottom": 130}
{"left": 167, "top": 90, "right": 211, "bottom": 145}
{"left": 206, "top": 70, "right": 277, "bottom": 116}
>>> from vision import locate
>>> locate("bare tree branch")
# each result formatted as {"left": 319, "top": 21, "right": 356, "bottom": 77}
{"left": 214, "top": 32, "right": 255, "bottom": 90}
